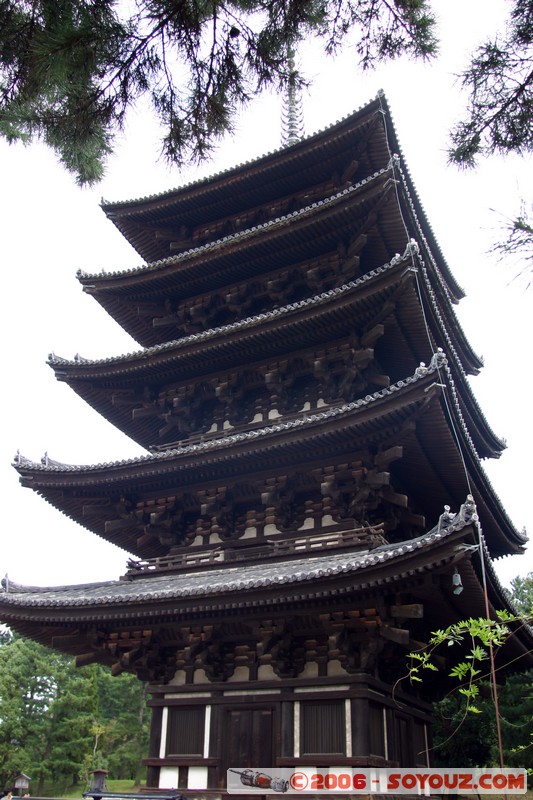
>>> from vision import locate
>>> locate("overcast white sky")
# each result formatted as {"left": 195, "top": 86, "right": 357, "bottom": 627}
{"left": 0, "top": 0, "right": 531, "bottom": 591}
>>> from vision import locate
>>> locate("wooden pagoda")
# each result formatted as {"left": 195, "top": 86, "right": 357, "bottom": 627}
{"left": 3, "top": 93, "right": 532, "bottom": 797}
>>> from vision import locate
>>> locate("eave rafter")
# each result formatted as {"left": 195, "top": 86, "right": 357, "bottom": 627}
{"left": 108, "top": 332, "right": 388, "bottom": 448}
{"left": 52, "top": 259, "right": 416, "bottom": 450}
{"left": 158, "top": 161, "right": 361, "bottom": 256}
{"left": 62, "top": 258, "right": 413, "bottom": 380}
{"left": 14, "top": 372, "right": 448, "bottom": 559}
{"left": 82, "top": 168, "right": 397, "bottom": 336}
{"left": 18, "top": 346, "right": 525, "bottom": 559}
{"left": 3, "top": 507, "right": 510, "bottom": 686}
{"left": 100, "top": 103, "right": 385, "bottom": 263}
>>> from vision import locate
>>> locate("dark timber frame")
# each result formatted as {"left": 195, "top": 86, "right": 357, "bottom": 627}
{"left": 3, "top": 94, "right": 532, "bottom": 799}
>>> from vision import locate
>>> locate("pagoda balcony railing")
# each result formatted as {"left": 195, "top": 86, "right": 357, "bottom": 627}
{"left": 124, "top": 524, "right": 387, "bottom": 578}
{"left": 149, "top": 399, "right": 350, "bottom": 453}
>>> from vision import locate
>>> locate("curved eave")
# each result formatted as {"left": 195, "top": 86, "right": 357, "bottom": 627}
{"left": 378, "top": 94, "right": 464, "bottom": 303}
{"left": 97, "top": 96, "right": 463, "bottom": 308}
{"left": 56, "top": 260, "right": 504, "bottom": 461}
{"left": 415, "top": 261, "right": 483, "bottom": 377}
{"left": 0, "top": 520, "right": 479, "bottom": 624}
{"left": 445, "top": 369, "right": 506, "bottom": 460}
{"left": 88, "top": 161, "right": 483, "bottom": 382}
{"left": 83, "top": 167, "right": 399, "bottom": 329}
{"left": 56, "top": 256, "right": 414, "bottom": 392}
{"left": 2, "top": 520, "right": 532, "bottom": 674}
{"left": 101, "top": 98, "right": 386, "bottom": 262}
{"left": 407, "top": 377, "right": 523, "bottom": 557}
{"left": 392, "top": 187, "right": 482, "bottom": 378}
{"left": 14, "top": 370, "right": 525, "bottom": 559}
{"left": 59, "top": 258, "right": 414, "bottom": 376}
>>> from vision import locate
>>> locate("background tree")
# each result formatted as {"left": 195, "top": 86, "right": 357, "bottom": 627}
{"left": 433, "top": 689, "right": 497, "bottom": 768}
{"left": 0, "top": 0, "right": 437, "bottom": 184}
{"left": 448, "top": 0, "right": 533, "bottom": 277}
{"left": 448, "top": 0, "right": 533, "bottom": 168}
{"left": 430, "top": 573, "right": 533, "bottom": 773}
{"left": 0, "top": 632, "right": 95, "bottom": 793}
{"left": 0, "top": 632, "right": 150, "bottom": 793}
{"left": 90, "top": 665, "right": 149, "bottom": 784}
{"left": 506, "top": 571, "right": 533, "bottom": 616}
{"left": 490, "top": 203, "right": 533, "bottom": 288}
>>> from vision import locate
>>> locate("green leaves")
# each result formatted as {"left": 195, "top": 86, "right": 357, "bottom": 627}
{"left": 407, "top": 577, "right": 533, "bottom": 774}
{"left": 449, "top": 0, "right": 533, "bottom": 167}
{"left": 0, "top": 0, "right": 438, "bottom": 183}
{"left": 406, "top": 615, "right": 516, "bottom": 719}
{"left": 0, "top": 632, "right": 149, "bottom": 793}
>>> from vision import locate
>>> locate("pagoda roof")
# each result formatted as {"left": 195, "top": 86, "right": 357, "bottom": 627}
{"left": 14, "top": 362, "right": 526, "bottom": 559}
{"left": 82, "top": 166, "right": 424, "bottom": 346}
{"left": 99, "top": 95, "right": 463, "bottom": 302}
{"left": 100, "top": 97, "right": 387, "bottom": 248}
{"left": 87, "top": 167, "right": 399, "bottom": 284}
{"left": 2, "top": 504, "right": 532, "bottom": 678}
{"left": 84, "top": 96, "right": 466, "bottom": 353}
{"left": 51, "top": 253, "right": 500, "bottom": 458}
{"left": 0, "top": 511, "right": 492, "bottom": 617}
{"left": 66, "top": 252, "right": 418, "bottom": 379}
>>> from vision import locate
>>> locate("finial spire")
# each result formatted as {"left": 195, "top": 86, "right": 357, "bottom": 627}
{"left": 281, "top": 45, "right": 304, "bottom": 147}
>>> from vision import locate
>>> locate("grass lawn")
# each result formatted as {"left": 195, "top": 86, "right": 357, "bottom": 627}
{"left": 58, "top": 780, "right": 142, "bottom": 799}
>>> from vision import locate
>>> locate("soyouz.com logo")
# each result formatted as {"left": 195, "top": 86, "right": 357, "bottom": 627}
{"left": 227, "top": 768, "right": 527, "bottom": 794}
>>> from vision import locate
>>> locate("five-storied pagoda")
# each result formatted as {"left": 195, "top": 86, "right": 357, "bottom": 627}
{"left": 2, "top": 93, "right": 533, "bottom": 797}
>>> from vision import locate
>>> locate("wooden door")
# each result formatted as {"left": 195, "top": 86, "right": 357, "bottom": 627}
{"left": 220, "top": 706, "right": 274, "bottom": 788}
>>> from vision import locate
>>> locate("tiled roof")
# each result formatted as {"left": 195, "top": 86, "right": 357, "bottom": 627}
{"left": 15, "top": 357, "right": 444, "bottom": 474}
{"left": 54, "top": 248, "right": 412, "bottom": 370}
{"left": 16, "top": 351, "right": 506, "bottom": 479}
{"left": 83, "top": 165, "right": 391, "bottom": 281}
{"left": 94, "top": 94, "right": 463, "bottom": 304}
{"left": 100, "top": 95, "right": 382, "bottom": 212}
{"left": 0, "top": 503, "right": 475, "bottom": 609}
{"left": 14, "top": 355, "right": 525, "bottom": 558}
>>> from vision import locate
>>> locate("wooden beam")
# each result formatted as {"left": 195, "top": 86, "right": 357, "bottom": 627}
{"left": 105, "top": 518, "right": 135, "bottom": 533}
{"left": 381, "top": 488, "right": 408, "bottom": 508}
{"left": 375, "top": 445, "right": 404, "bottom": 466}
{"left": 112, "top": 392, "right": 147, "bottom": 408}
{"left": 132, "top": 405, "right": 162, "bottom": 420}
{"left": 347, "top": 233, "right": 367, "bottom": 258}
{"left": 83, "top": 502, "right": 111, "bottom": 517}
{"left": 76, "top": 652, "right": 99, "bottom": 667}
{"left": 380, "top": 626, "right": 410, "bottom": 646}
{"left": 399, "top": 510, "right": 426, "bottom": 528}
{"left": 340, "top": 159, "right": 359, "bottom": 184}
{"left": 361, "top": 324, "right": 385, "bottom": 348}
{"left": 52, "top": 632, "right": 84, "bottom": 648}
{"left": 390, "top": 604, "right": 424, "bottom": 619}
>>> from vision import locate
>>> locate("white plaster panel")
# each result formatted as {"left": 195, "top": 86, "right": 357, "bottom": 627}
{"left": 188, "top": 766, "right": 208, "bottom": 789}
{"left": 159, "top": 767, "right": 178, "bottom": 789}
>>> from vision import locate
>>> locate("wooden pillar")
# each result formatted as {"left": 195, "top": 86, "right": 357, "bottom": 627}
{"left": 280, "top": 701, "right": 294, "bottom": 757}
{"left": 351, "top": 698, "right": 370, "bottom": 757}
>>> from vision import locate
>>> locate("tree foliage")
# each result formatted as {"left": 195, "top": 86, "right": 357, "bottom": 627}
{"left": 424, "top": 573, "right": 533, "bottom": 772}
{"left": 433, "top": 690, "right": 497, "bottom": 768}
{"left": 449, "top": 0, "right": 533, "bottom": 169}
{"left": 432, "top": 670, "right": 533, "bottom": 775}
{"left": 491, "top": 202, "right": 533, "bottom": 285}
{"left": 508, "top": 571, "right": 533, "bottom": 615}
{"left": 447, "top": 0, "right": 533, "bottom": 276}
{"left": 1, "top": 0, "right": 532, "bottom": 195}
{"left": 0, "top": 632, "right": 96, "bottom": 793}
{"left": 91, "top": 667, "right": 149, "bottom": 783}
{"left": 0, "top": 0, "right": 437, "bottom": 184}
{"left": 0, "top": 632, "right": 149, "bottom": 794}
